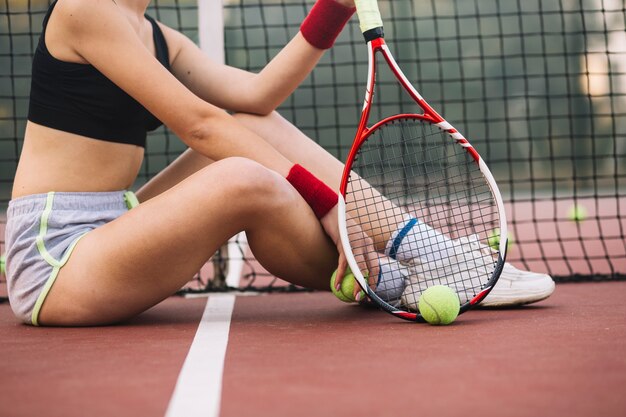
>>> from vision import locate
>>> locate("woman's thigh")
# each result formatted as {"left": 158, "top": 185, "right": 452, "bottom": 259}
{"left": 38, "top": 158, "right": 337, "bottom": 326}
{"left": 234, "top": 111, "right": 404, "bottom": 248}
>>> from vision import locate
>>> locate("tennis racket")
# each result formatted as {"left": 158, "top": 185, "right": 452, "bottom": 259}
{"left": 337, "top": 0, "right": 508, "bottom": 322}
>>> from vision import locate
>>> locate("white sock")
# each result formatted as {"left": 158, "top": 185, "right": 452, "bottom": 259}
{"left": 374, "top": 259, "right": 406, "bottom": 303}
{"left": 384, "top": 216, "right": 456, "bottom": 263}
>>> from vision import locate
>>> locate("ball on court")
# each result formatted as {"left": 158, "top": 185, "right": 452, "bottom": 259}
{"left": 330, "top": 268, "right": 358, "bottom": 303}
{"left": 567, "top": 204, "right": 587, "bottom": 222}
{"left": 0, "top": 254, "right": 5, "bottom": 276}
{"left": 418, "top": 285, "right": 460, "bottom": 325}
{"left": 487, "top": 228, "right": 513, "bottom": 251}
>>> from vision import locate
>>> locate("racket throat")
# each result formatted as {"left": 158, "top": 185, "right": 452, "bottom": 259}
{"left": 363, "top": 27, "right": 384, "bottom": 42}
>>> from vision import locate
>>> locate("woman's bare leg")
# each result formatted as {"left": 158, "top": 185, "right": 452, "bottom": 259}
{"left": 138, "top": 112, "right": 407, "bottom": 250}
{"left": 136, "top": 148, "right": 214, "bottom": 202}
{"left": 232, "top": 111, "right": 406, "bottom": 250}
{"left": 38, "top": 158, "right": 337, "bottom": 326}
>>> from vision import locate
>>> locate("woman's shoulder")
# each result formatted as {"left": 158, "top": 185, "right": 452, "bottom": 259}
{"left": 150, "top": 19, "right": 190, "bottom": 66}
{"left": 50, "top": 0, "right": 120, "bottom": 36}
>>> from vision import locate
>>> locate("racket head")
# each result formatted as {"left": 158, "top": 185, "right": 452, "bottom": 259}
{"left": 339, "top": 115, "right": 507, "bottom": 322}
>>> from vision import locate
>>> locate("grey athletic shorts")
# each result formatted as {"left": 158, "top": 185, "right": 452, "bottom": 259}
{"left": 4, "top": 191, "right": 139, "bottom": 325}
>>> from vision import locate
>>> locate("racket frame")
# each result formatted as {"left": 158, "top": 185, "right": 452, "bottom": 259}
{"left": 338, "top": 37, "right": 508, "bottom": 322}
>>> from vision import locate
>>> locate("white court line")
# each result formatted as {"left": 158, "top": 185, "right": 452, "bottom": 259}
{"left": 165, "top": 294, "right": 235, "bottom": 417}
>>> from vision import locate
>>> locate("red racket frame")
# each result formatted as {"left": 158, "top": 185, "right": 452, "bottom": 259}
{"left": 337, "top": 37, "right": 508, "bottom": 321}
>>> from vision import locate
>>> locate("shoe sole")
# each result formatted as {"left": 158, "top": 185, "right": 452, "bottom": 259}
{"left": 478, "top": 282, "right": 556, "bottom": 308}
{"left": 478, "top": 293, "right": 553, "bottom": 308}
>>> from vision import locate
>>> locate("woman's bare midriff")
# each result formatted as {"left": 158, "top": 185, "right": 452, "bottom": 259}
{"left": 12, "top": 122, "right": 145, "bottom": 199}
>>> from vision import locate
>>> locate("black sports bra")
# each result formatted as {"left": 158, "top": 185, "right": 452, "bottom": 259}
{"left": 27, "top": 1, "right": 170, "bottom": 148}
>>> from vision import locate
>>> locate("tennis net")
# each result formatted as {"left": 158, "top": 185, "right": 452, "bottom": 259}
{"left": 1, "top": 0, "right": 624, "bottom": 299}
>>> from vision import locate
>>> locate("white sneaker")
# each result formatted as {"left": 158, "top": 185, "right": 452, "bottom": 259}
{"left": 455, "top": 235, "right": 556, "bottom": 307}
{"left": 400, "top": 237, "right": 496, "bottom": 310}
{"left": 480, "top": 262, "right": 555, "bottom": 307}
{"left": 400, "top": 234, "right": 556, "bottom": 309}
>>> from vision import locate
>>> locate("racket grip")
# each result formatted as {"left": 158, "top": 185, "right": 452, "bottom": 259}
{"left": 300, "top": 0, "right": 355, "bottom": 49}
{"left": 354, "top": 0, "right": 383, "bottom": 34}
{"left": 286, "top": 164, "right": 338, "bottom": 219}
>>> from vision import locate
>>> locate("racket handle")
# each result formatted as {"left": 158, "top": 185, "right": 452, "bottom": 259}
{"left": 354, "top": 0, "right": 383, "bottom": 34}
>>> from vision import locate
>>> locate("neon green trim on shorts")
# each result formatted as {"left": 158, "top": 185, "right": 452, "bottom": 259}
{"left": 31, "top": 233, "right": 87, "bottom": 326}
{"left": 35, "top": 192, "right": 60, "bottom": 267}
{"left": 31, "top": 265, "right": 60, "bottom": 326}
{"left": 31, "top": 192, "right": 89, "bottom": 326}
{"left": 124, "top": 191, "right": 139, "bottom": 209}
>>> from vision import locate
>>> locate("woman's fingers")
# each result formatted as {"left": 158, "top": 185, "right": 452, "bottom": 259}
{"left": 322, "top": 207, "right": 378, "bottom": 302}
{"left": 334, "top": 251, "right": 347, "bottom": 291}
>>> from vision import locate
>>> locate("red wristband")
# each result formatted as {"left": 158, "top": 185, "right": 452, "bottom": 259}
{"left": 286, "top": 164, "right": 338, "bottom": 219}
{"left": 300, "top": 0, "right": 355, "bottom": 50}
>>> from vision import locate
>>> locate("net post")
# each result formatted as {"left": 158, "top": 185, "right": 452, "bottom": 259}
{"left": 198, "top": 0, "right": 245, "bottom": 289}
{"left": 198, "top": 0, "right": 225, "bottom": 64}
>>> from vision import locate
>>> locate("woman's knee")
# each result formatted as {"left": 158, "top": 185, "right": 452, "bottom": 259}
{"left": 195, "top": 157, "right": 296, "bottom": 212}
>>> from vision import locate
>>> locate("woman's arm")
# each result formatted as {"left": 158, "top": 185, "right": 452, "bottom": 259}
{"left": 166, "top": 32, "right": 322, "bottom": 115}
{"left": 53, "top": 0, "right": 360, "bottom": 271}
{"left": 164, "top": 0, "right": 355, "bottom": 115}
{"left": 58, "top": 0, "right": 295, "bottom": 176}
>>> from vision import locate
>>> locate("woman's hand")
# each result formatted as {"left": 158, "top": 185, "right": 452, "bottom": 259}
{"left": 320, "top": 205, "right": 379, "bottom": 301}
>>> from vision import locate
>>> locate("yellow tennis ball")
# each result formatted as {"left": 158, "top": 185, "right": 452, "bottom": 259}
{"left": 487, "top": 228, "right": 513, "bottom": 251}
{"left": 567, "top": 204, "right": 587, "bottom": 222}
{"left": 0, "top": 254, "right": 5, "bottom": 276}
{"left": 418, "top": 285, "right": 460, "bottom": 325}
{"left": 330, "top": 268, "right": 358, "bottom": 303}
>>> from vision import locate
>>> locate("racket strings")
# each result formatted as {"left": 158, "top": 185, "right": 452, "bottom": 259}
{"left": 346, "top": 118, "right": 501, "bottom": 309}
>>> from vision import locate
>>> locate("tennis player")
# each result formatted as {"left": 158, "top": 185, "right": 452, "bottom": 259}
{"left": 5, "top": 0, "right": 554, "bottom": 326}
